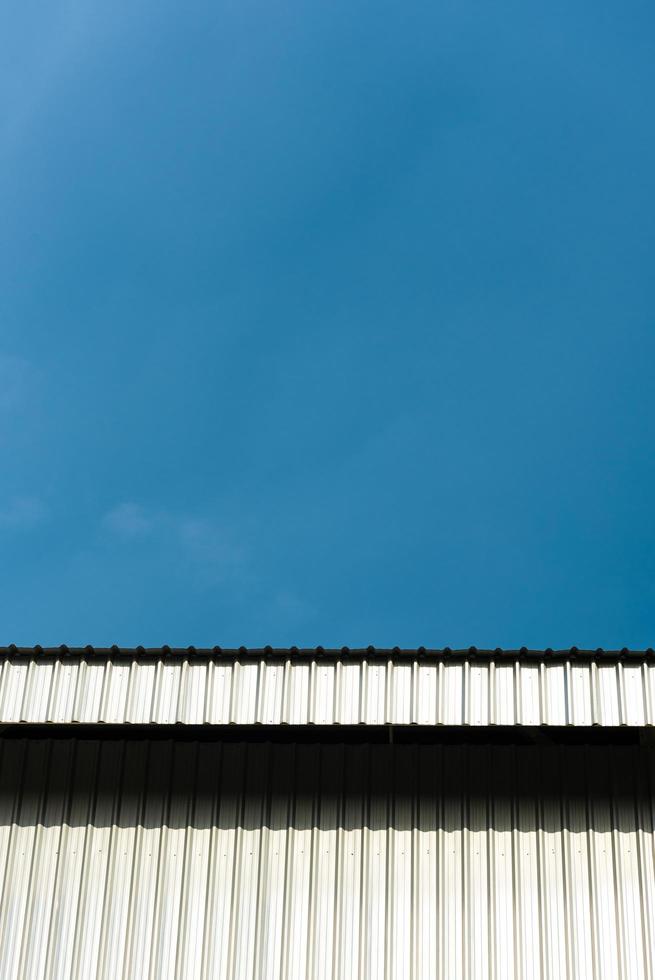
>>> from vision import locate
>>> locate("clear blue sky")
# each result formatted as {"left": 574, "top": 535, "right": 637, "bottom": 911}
{"left": 1, "top": 0, "right": 654, "bottom": 647}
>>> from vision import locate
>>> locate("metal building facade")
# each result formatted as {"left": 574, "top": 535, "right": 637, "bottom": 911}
{"left": 0, "top": 648, "right": 653, "bottom": 980}
{"left": 1, "top": 737, "right": 654, "bottom": 980}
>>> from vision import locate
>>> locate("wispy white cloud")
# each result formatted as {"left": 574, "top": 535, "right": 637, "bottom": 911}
{"left": 0, "top": 495, "right": 47, "bottom": 530}
{"left": 101, "top": 503, "right": 318, "bottom": 631}
{"left": 101, "top": 502, "right": 247, "bottom": 581}
{"left": 176, "top": 517, "right": 246, "bottom": 572}
{"left": 103, "top": 502, "right": 155, "bottom": 537}
{"left": 270, "top": 589, "right": 317, "bottom": 625}
{"left": 1, "top": 2, "right": 144, "bottom": 160}
{"left": 0, "top": 353, "right": 39, "bottom": 414}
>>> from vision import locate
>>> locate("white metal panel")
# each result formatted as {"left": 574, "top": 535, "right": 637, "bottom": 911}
{"left": 259, "top": 661, "right": 284, "bottom": 725}
{"left": 22, "top": 660, "right": 54, "bottom": 722}
{"left": 467, "top": 662, "right": 489, "bottom": 725}
{"left": 97, "top": 741, "right": 148, "bottom": 980}
{"left": 0, "top": 659, "right": 28, "bottom": 722}
{"left": 440, "top": 747, "right": 465, "bottom": 979}
{"left": 519, "top": 663, "right": 541, "bottom": 725}
{"left": 178, "top": 662, "right": 207, "bottom": 725}
{"left": 73, "top": 660, "right": 105, "bottom": 723}
{"left": 493, "top": 662, "right": 516, "bottom": 725}
{"left": 597, "top": 664, "right": 621, "bottom": 725}
{"left": 100, "top": 661, "right": 130, "bottom": 724}
{"left": 204, "top": 743, "right": 244, "bottom": 980}
{"left": 543, "top": 663, "right": 567, "bottom": 726}
{"left": 312, "top": 662, "right": 335, "bottom": 726}
{"left": 206, "top": 660, "right": 232, "bottom": 724}
{"left": 490, "top": 748, "right": 516, "bottom": 978}
{"left": 336, "top": 661, "right": 361, "bottom": 725}
{"left": 389, "top": 662, "right": 412, "bottom": 725}
{"left": 622, "top": 664, "right": 646, "bottom": 726}
{"left": 1, "top": 654, "right": 655, "bottom": 727}
{"left": 569, "top": 663, "right": 593, "bottom": 726}
{"left": 363, "top": 660, "right": 386, "bottom": 724}
{"left": 285, "top": 661, "right": 310, "bottom": 725}
{"left": 441, "top": 662, "right": 464, "bottom": 724}
{"left": 47, "top": 741, "right": 99, "bottom": 980}
{"left": 152, "top": 662, "right": 180, "bottom": 724}
{"left": 415, "top": 662, "right": 437, "bottom": 725}
{"left": 232, "top": 661, "right": 259, "bottom": 725}
{"left": 122, "top": 660, "right": 156, "bottom": 724}
{"left": 0, "top": 740, "right": 50, "bottom": 978}
{"left": 48, "top": 660, "right": 78, "bottom": 723}
{"left": 282, "top": 745, "right": 314, "bottom": 980}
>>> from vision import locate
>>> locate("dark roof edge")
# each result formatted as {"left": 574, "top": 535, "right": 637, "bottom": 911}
{"left": 0, "top": 645, "right": 653, "bottom": 661}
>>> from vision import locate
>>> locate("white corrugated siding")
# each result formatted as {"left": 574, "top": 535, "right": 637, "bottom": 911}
{"left": 0, "top": 655, "right": 653, "bottom": 726}
{"left": 0, "top": 738, "right": 653, "bottom": 980}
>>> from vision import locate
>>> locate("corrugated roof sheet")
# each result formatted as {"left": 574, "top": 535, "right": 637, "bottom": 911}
{"left": 0, "top": 738, "right": 653, "bottom": 980}
{"left": 0, "top": 648, "right": 654, "bottom": 725}
{"left": 1, "top": 645, "right": 654, "bottom": 659}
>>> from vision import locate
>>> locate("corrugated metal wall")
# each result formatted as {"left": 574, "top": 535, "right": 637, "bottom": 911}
{"left": 1, "top": 654, "right": 654, "bottom": 726}
{"left": 0, "top": 737, "right": 653, "bottom": 979}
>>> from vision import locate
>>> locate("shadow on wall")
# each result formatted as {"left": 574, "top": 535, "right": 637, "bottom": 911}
{"left": 0, "top": 738, "right": 651, "bottom": 833}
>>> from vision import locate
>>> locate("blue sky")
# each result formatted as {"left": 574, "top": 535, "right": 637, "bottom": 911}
{"left": 1, "top": 0, "right": 654, "bottom": 647}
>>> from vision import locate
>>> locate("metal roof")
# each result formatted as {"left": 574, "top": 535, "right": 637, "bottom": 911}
{"left": 1, "top": 645, "right": 654, "bottom": 659}
{"left": 1, "top": 647, "right": 654, "bottom": 726}
{"left": 0, "top": 737, "right": 652, "bottom": 980}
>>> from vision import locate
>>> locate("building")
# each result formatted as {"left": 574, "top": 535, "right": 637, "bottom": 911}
{"left": 0, "top": 645, "right": 653, "bottom": 978}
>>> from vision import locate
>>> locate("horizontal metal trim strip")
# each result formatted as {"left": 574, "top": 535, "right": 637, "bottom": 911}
{"left": 0, "top": 723, "right": 642, "bottom": 745}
